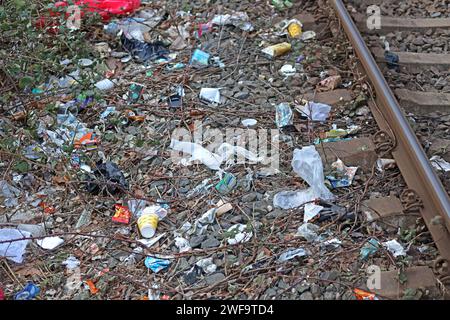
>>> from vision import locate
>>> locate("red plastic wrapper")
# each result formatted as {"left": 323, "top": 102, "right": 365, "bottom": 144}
{"left": 54, "top": 0, "right": 141, "bottom": 21}
{"left": 0, "top": 287, "right": 4, "bottom": 300}
{"left": 36, "top": 0, "right": 141, "bottom": 31}
{"left": 112, "top": 204, "right": 131, "bottom": 224}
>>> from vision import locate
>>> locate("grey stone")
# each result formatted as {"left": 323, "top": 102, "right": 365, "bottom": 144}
{"left": 205, "top": 272, "right": 226, "bottom": 285}
{"left": 299, "top": 291, "right": 314, "bottom": 300}
{"left": 190, "top": 235, "right": 206, "bottom": 248}
{"left": 310, "top": 283, "right": 323, "bottom": 297}
{"left": 320, "top": 270, "right": 340, "bottom": 281}
{"left": 241, "top": 192, "right": 258, "bottom": 202}
{"left": 201, "top": 237, "right": 220, "bottom": 249}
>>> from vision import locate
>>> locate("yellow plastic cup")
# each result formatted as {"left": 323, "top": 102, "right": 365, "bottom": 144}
{"left": 137, "top": 213, "right": 159, "bottom": 238}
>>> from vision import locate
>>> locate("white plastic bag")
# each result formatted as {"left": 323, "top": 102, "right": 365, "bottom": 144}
{"left": 0, "top": 229, "right": 31, "bottom": 263}
{"left": 170, "top": 140, "right": 264, "bottom": 171}
{"left": 296, "top": 101, "right": 331, "bottom": 122}
{"left": 274, "top": 146, "right": 334, "bottom": 209}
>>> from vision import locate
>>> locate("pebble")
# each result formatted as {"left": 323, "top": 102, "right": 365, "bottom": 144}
{"left": 205, "top": 272, "right": 226, "bottom": 285}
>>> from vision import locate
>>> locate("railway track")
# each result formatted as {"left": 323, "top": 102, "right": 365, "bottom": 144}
{"left": 331, "top": 0, "right": 450, "bottom": 292}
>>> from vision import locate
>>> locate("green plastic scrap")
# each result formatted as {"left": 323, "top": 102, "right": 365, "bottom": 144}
{"left": 360, "top": 238, "right": 380, "bottom": 260}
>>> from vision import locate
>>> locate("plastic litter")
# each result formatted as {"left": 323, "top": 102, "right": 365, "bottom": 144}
{"left": 279, "top": 64, "right": 296, "bottom": 77}
{"left": 211, "top": 11, "right": 254, "bottom": 31}
{"left": 121, "top": 34, "right": 169, "bottom": 62}
{"left": 112, "top": 204, "right": 131, "bottom": 224}
{"left": 430, "top": 156, "right": 450, "bottom": 172}
{"left": 354, "top": 288, "right": 379, "bottom": 300}
{"left": 241, "top": 119, "right": 257, "bottom": 127}
{"left": 36, "top": 236, "right": 64, "bottom": 250}
{"left": 95, "top": 79, "right": 115, "bottom": 91}
{"left": 175, "top": 237, "right": 191, "bottom": 253}
{"left": 226, "top": 224, "right": 253, "bottom": 245}
{"left": 144, "top": 257, "right": 171, "bottom": 273}
{"left": 100, "top": 106, "right": 116, "bottom": 119}
{"left": 170, "top": 140, "right": 264, "bottom": 171}
{"left": 0, "top": 229, "right": 31, "bottom": 263}
{"left": 199, "top": 88, "right": 221, "bottom": 104}
{"left": 215, "top": 172, "right": 237, "bottom": 194}
{"left": 54, "top": 0, "right": 141, "bottom": 21}
{"left": 86, "top": 161, "right": 128, "bottom": 195}
{"left": 0, "top": 287, "right": 4, "bottom": 300}
{"left": 384, "top": 51, "right": 399, "bottom": 70}
{"left": 303, "top": 203, "right": 324, "bottom": 222}
{"left": 14, "top": 282, "right": 40, "bottom": 300}
{"left": 190, "top": 49, "right": 210, "bottom": 68}
{"left": 262, "top": 42, "right": 291, "bottom": 58}
{"left": 296, "top": 101, "right": 331, "bottom": 122}
{"left": 377, "top": 158, "right": 396, "bottom": 172}
{"left": 275, "top": 103, "right": 293, "bottom": 128}
{"left": 360, "top": 238, "right": 380, "bottom": 260}
{"left": 296, "top": 223, "right": 319, "bottom": 242}
{"left": 137, "top": 205, "right": 168, "bottom": 238}
{"left": 383, "top": 239, "right": 406, "bottom": 257}
{"left": 128, "top": 199, "right": 148, "bottom": 217}
{"left": 62, "top": 256, "right": 80, "bottom": 269}
{"left": 196, "top": 257, "right": 217, "bottom": 274}
{"left": 277, "top": 248, "right": 307, "bottom": 262}
{"left": 273, "top": 146, "right": 334, "bottom": 209}
{"left": 326, "top": 159, "right": 358, "bottom": 188}
{"left": 301, "top": 30, "right": 316, "bottom": 41}
{"left": 322, "top": 238, "right": 342, "bottom": 250}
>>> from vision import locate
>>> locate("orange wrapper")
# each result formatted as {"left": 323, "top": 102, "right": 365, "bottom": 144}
{"left": 354, "top": 288, "right": 378, "bottom": 300}
{"left": 39, "top": 201, "right": 55, "bottom": 214}
{"left": 74, "top": 132, "right": 99, "bottom": 149}
{"left": 85, "top": 280, "right": 99, "bottom": 295}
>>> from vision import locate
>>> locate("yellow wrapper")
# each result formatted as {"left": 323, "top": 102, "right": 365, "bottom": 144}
{"left": 138, "top": 213, "right": 159, "bottom": 238}
{"left": 288, "top": 23, "right": 302, "bottom": 38}
{"left": 262, "top": 42, "right": 292, "bottom": 58}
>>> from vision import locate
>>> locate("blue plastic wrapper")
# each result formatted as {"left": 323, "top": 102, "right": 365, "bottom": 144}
{"left": 14, "top": 283, "right": 40, "bottom": 300}
{"left": 144, "top": 257, "right": 171, "bottom": 273}
{"left": 190, "top": 49, "right": 210, "bottom": 68}
{"left": 275, "top": 103, "right": 293, "bottom": 128}
{"left": 360, "top": 238, "right": 380, "bottom": 260}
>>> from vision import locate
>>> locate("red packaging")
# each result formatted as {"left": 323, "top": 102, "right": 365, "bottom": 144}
{"left": 54, "top": 0, "right": 141, "bottom": 21}
{"left": 0, "top": 287, "right": 4, "bottom": 300}
{"left": 112, "top": 204, "right": 131, "bottom": 224}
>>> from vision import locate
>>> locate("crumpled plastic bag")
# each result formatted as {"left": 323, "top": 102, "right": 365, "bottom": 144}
{"left": 277, "top": 247, "right": 308, "bottom": 262}
{"left": 211, "top": 11, "right": 253, "bottom": 31}
{"left": 0, "top": 229, "right": 31, "bottom": 263}
{"left": 295, "top": 223, "right": 319, "bottom": 242}
{"left": 86, "top": 161, "right": 128, "bottom": 194}
{"left": 121, "top": 34, "right": 169, "bottom": 62}
{"left": 274, "top": 146, "right": 334, "bottom": 209}
{"left": 170, "top": 140, "right": 264, "bottom": 171}
{"left": 296, "top": 101, "right": 331, "bottom": 122}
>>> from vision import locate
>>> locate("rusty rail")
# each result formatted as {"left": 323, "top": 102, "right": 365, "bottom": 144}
{"left": 330, "top": 0, "right": 450, "bottom": 279}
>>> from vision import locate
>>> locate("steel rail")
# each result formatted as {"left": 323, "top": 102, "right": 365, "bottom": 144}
{"left": 330, "top": 0, "right": 450, "bottom": 270}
